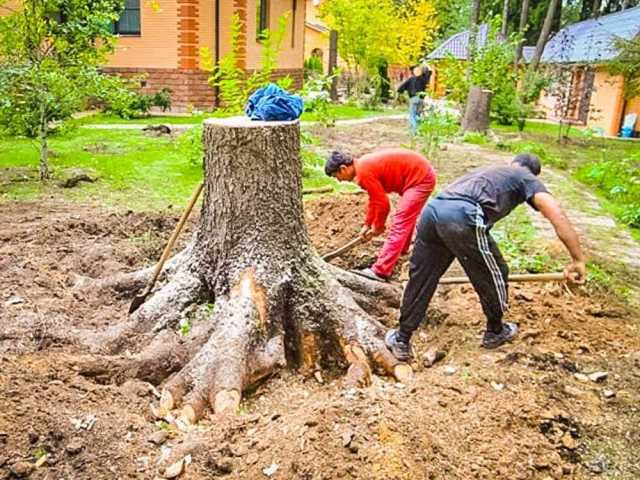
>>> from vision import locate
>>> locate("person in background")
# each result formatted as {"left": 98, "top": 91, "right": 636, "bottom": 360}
{"left": 385, "top": 153, "right": 586, "bottom": 360}
{"left": 324, "top": 148, "right": 436, "bottom": 282}
{"left": 397, "top": 65, "right": 431, "bottom": 134}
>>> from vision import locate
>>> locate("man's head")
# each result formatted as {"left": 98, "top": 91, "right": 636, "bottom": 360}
{"left": 512, "top": 153, "right": 542, "bottom": 176}
{"left": 325, "top": 150, "right": 356, "bottom": 182}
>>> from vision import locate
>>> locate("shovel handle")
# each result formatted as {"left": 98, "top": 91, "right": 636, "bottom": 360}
{"left": 439, "top": 272, "right": 566, "bottom": 285}
{"left": 142, "top": 182, "right": 204, "bottom": 296}
{"left": 322, "top": 237, "right": 364, "bottom": 262}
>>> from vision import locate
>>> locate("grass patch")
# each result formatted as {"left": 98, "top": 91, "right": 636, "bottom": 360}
{"left": 491, "top": 206, "right": 562, "bottom": 274}
{"left": 0, "top": 125, "right": 353, "bottom": 210}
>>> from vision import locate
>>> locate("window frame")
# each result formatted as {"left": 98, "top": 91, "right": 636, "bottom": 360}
{"left": 112, "top": 0, "right": 141, "bottom": 36}
{"left": 256, "top": 0, "right": 270, "bottom": 41}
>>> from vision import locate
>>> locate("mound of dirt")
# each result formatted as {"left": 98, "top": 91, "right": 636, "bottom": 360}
{"left": 1, "top": 196, "right": 639, "bottom": 480}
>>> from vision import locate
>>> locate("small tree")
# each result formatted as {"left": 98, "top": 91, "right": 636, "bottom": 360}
{"left": 200, "top": 12, "right": 290, "bottom": 113}
{"left": 0, "top": 0, "right": 124, "bottom": 181}
{"left": 319, "top": 0, "right": 437, "bottom": 103}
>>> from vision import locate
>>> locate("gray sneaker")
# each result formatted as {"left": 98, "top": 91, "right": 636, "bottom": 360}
{"left": 352, "top": 267, "right": 388, "bottom": 283}
{"left": 385, "top": 329, "right": 411, "bottom": 361}
{"left": 481, "top": 322, "right": 519, "bottom": 349}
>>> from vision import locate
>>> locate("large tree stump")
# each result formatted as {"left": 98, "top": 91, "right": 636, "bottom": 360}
{"left": 79, "top": 117, "right": 409, "bottom": 424}
{"left": 461, "top": 86, "right": 493, "bottom": 133}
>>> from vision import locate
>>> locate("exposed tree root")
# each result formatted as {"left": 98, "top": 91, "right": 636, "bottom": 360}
{"left": 78, "top": 118, "right": 412, "bottom": 426}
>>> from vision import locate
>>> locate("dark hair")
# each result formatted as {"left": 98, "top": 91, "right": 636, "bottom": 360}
{"left": 512, "top": 153, "right": 541, "bottom": 176}
{"left": 325, "top": 150, "right": 353, "bottom": 176}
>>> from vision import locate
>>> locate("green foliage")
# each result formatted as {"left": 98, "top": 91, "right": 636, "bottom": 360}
{"left": 304, "top": 56, "right": 324, "bottom": 78}
{"left": 320, "top": 0, "right": 437, "bottom": 103}
{"left": 301, "top": 73, "right": 338, "bottom": 127}
{"left": 492, "top": 208, "right": 561, "bottom": 273}
{"left": 439, "top": 18, "right": 544, "bottom": 129}
{"left": 462, "top": 132, "right": 489, "bottom": 145}
{"left": 201, "top": 12, "right": 290, "bottom": 113}
{"left": 415, "top": 104, "right": 458, "bottom": 160}
{"left": 577, "top": 152, "right": 640, "bottom": 228}
{"left": 0, "top": 0, "right": 125, "bottom": 180}
{"left": 175, "top": 126, "right": 203, "bottom": 167}
{"left": 608, "top": 35, "right": 640, "bottom": 100}
{"left": 178, "top": 317, "right": 191, "bottom": 336}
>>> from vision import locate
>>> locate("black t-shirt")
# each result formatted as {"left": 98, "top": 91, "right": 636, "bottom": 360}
{"left": 397, "top": 71, "right": 431, "bottom": 97}
{"left": 438, "top": 166, "right": 549, "bottom": 226}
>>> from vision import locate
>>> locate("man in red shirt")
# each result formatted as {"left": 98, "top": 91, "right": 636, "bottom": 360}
{"left": 324, "top": 148, "right": 436, "bottom": 281}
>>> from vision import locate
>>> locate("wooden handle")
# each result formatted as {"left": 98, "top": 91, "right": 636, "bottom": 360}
{"left": 439, "top": 272, "right": 565, "bottom": 285}
{"left": 322, "top": 237, "right": 364, "bottom": 261}
{"left": 143, "top": 182, "right": 204, "bottom": 295}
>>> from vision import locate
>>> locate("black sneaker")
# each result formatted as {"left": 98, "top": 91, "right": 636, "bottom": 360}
{"left": 352, "top": 267, "right": 388, "bottom": 283}
{"left": 481, "top": 322, "right": 519, "bottom": 349}
{"left": 385, "top": 329, "right": 411, "bottom": 361}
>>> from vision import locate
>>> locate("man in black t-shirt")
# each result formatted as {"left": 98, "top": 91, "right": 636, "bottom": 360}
{"left": 397, "top": 66, "right": 431, "bottom": 134}
{"left": 385, "top": 154, "right": 586, "bottom": 360}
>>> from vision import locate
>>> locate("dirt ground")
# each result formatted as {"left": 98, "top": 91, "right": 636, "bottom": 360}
{"left": 1, "top": 121, "right": 640, "bottom": 479}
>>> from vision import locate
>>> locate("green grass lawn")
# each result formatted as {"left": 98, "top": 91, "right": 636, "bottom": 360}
{"left": 0, "top": 126, "right": 349, "bottom": 210}
{"left": 77, "top": 104, "right": 404, "bottom": 126}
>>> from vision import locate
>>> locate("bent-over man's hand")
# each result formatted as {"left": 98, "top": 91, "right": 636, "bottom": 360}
{"left": 564, "top": 260, "right": 586, "bottom": 284}
{"left": 358, "top": 225, "right": 372, "bottom": 242}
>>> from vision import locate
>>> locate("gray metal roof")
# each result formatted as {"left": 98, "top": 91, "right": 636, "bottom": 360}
{"left": 542, "top": 6, "right": 640, "bottom": 63}
{"left": 426, "top": 24, "right": 489, "bottom": 60}
{"left": 425, "top": 25, "right": 535, "bottom": 62}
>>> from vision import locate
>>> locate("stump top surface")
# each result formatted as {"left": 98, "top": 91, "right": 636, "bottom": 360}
{"left": 204, "top": 116, "right": 299, "bottom": 128}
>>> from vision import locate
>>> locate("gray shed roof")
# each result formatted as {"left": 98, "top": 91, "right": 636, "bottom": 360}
{"left": 426, "top": 24, "right": 489, "bottom": 60}
{"left": 542, "top": 6, "right": 640, "bottom": 63}
{"left": 425, "top": 24, "right": 536, "bottom": 62}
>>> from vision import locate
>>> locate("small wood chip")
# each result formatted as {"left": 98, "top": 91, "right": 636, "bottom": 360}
{"left": 164, "top": 458, "right": 185, "bottom": 478}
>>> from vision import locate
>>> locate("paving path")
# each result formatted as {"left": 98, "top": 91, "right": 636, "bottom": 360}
{"left": 80, "top": 114, "right": 407, "bottom": 131}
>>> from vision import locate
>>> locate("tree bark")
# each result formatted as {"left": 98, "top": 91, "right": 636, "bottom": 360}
{"left": 529, "top": 0, "right": 560, "bottom": 71}
{"left": 38, "top": 108, "right": 50, "bottom": 181}
{"left": 500, "top": 0, "right": 510, "bottom": 39}
{"left": 79, "top": 117, "right": 410, "bottom": 425}
{"left": 515, "top": 0, "right": 530, "bottom": 65}
{"left": 461, "top": 86, "right": 493, "bottom": 133}
{"left": 591, "top": 0, "right": 602, "bottom": 17}
{"left": 328, "top": 30, "right": 339, "bottom": 101}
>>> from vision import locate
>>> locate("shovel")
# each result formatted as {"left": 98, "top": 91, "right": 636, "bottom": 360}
{"left": 129, "top": 182, "right": 204, "bottom": 314}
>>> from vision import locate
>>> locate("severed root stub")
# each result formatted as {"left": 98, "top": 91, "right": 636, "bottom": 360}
{"left": 83, "top": 116, "right": 413, "bottom": 424}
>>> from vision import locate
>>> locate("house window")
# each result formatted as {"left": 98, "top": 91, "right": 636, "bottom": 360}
{"left": 257, "top": 0, "right": 269, "bottom": 41}
{"left": 112, "top": 0, "right": 141, "bottom": 35}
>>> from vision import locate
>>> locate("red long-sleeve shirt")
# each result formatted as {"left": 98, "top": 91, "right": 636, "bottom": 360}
{"left": 355, "top": 149, "right": 436, "bottom": 230}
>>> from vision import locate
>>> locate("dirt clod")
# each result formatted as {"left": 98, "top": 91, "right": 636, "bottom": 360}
{"left": 65, "top": 439, "right": 84, "bottom": 455}
{"left": 9, "top": 461, "right": 34, "bottom": 478}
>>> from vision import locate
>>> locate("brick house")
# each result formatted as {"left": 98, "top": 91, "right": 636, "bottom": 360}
{"left": 426, "top": 7, "right": 640, "bottom": 136}
{"left": 105, "top": 0, "right": 306, "bottom": 110}
{"left": 537, "top": 6, "right": 640, "bottom": 136}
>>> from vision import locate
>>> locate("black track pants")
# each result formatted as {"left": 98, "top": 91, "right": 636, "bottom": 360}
{"left": 397, "top": 198, "right": 509, "bottom": 342}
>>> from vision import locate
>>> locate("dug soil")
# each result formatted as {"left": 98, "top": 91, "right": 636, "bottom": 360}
{"left": 1, "top": 193, "right": 639, "bottom": 480}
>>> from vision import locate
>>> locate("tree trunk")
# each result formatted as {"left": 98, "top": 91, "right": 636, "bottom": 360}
{"left": 529, "top": 0, "right": 560, "bottom": 71}
{"left": 591, "top": 0, "right": 602, "bottom": 17}
{"left": 329, "top": 30, "right": 339, "bottom": 101}
{"left": 461, "top": 86, "right": 493, "bottom": 133}
{"left": 500, "top": 0, "right": 510, "bottom": 39}
{"left": 38, "top": 109, "right": 50, "bottom": 181}
{"left": 78, "top": 117, "right": 410, "bottom": 426}
{"left": 514, "top": 0, "right": 529, "bottom": 64}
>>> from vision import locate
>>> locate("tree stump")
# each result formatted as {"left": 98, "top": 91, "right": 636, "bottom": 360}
{"left": 461, "top": 86, "right": 493, "bottom": 133}
{"left": 79, "top": 116, "right": 409, "bottom": 424}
